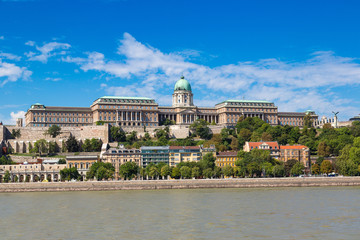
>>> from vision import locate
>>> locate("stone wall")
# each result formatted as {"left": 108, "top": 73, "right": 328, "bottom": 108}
{"left": 0, "top": 177, "right": 360, "bottom": 192}
{"left": 3, "top": 125, "right": 109, "bottom": 153}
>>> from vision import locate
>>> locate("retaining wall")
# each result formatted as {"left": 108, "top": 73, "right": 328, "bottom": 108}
{"left": 0, "top": 177, "right": 359, "bottom": 193}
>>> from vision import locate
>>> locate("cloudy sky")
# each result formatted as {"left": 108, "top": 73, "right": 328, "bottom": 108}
{"left": 1, "top": 0, "right": 360, "bottom": 124}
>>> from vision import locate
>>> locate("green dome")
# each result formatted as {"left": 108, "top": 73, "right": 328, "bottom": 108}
{"left": 174, "top": 76, "right": 192, "bottom": 91}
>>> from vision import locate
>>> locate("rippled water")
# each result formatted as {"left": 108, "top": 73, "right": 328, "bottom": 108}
{"left": 0, "top": 187, "right": 359, "bottom": 239}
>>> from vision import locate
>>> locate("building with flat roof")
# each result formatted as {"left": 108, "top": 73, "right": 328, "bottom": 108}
{"left": 66, "top": 155, "right": 98, "bottom": 179}
{"left": 280, "top": 145, "right": 310, "bottom": 168}
{"left": 24, "top": 76, "right": 318, "bottom": 128}
{"left": 216, "top": 151, "right": 238, "bottom": 168}
{"left": 102, "top": 147, "right": 141, "bottom": 179}
{"left": 169, "top": 146, "right": 201, "bottom": 167}
{"left": 140, "top": 146, "right": 169, "bottom": 167}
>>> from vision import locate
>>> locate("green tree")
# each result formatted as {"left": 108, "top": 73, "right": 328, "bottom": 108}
{"left": 86, "top": 162, "right": 115, "bottom": 181}
{"left": 261, "top": 132, "right": 273, "bottom": 141}
{"left": 203, "top": 168, "right": 213, "bottom": 178}
{"left": 318, "top": 141, "right": 331, "bottom": 157}
{"left": 96, "top": 166, "right": 114, "bottom": 181}
{"left": 190, "top": 119, "right": 212, "bottom": 140}
{"left": 48, "top": 141, "right": 58, "bottom": 154}
{"left": 90, "top": 138, "right": 102, "bottom": 152}
{"left": 11, "top": 129, "right": 21, "bottom": 138}
{"left": 272, "top": 164, "right": 285, "bottom": 177}
{"left": 32, "top": 139, "right": 48, "bottom": 155}
{"left": 81, "top": 139, "right": 92, "bottom": 152}
{"left": 320, "top": 160, "right": 333, "bottom": 174}
{"left": 126, "top": 131, "right": 138, "bottom": 143}
{"left": 284, "top": 159, "right": 298, "bottom": 177}
{"left": 312, "top": 163, "right": 320, "bottom": 175}
{"left": 222, "top": 165, "right": 234, "bottom": 177}
{"left": 119, "top": 162, "right": 139, "bottom": 180}
{"left": 45, "top": 125, "right": 61, "bottom": 138}
{"left": 148, "top": 165, "right": 159, "bottom": 179}
{"left": 191, "top": 166, "right": 201, "bottom": 179}
{"left": 14, "top": 175, "right": 18, "bottom": 182}
{"left": 110, "top": 126, "right": 126, "bottom": 142}
{"left": 65, "top": 135, "right": 80, "bottom": 152}
{"left": 262, "top": 162, "right": 274, "bottom": 177}
{"left": 95, "top": 121, "right": 105, "bottom": 125}
{"left": 0, "top": 156, "right": 15, "bottom": 165}
{"left": 303, "top": 114, "right": 313, "bottom": 128}
{"left": 171, "top": 167, "right": 181, "bottom": 179}
{"left": 247, "top": 162, "right": 262, "bottom": 177}
{"left": 160, "top": 165, "right": 171, "bottom": 179}
{"left": 3, "top": 170, "right": 10, "bottom": 183}
{"left": 290, "top": 162, "right": 305, "bottom": 176}
{"left": 199, "top": 153, "right": 216, "bottom": 170}
{"left": 180, "top": 166, "right": 192, "bottom": 179}
{"left": 58, "top": 159, "right": 66, "bottom": 164}
{"left": 60, "top": 167, "right": 80, "bottom": 181}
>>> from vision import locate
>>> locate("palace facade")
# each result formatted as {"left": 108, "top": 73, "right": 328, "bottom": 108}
{"left": 25, "top": 76, "right": 318, "bottom": 128}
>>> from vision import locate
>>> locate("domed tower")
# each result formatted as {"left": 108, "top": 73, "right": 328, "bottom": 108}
{"left": 172, "top": 76, "right": 194, "bottom": 107}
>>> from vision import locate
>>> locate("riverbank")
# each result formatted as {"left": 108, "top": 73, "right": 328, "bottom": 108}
{"left": 0, "top": 177, "right": 360, "bottom": 192}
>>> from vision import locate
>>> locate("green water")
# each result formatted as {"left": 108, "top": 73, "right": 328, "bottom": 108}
{"left": 0, "top": 187, "right": 359, "bottom": 239}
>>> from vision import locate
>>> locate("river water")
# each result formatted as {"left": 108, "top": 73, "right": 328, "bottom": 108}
{"left": 0, "top": 187, "right": 359, "bottom": 239}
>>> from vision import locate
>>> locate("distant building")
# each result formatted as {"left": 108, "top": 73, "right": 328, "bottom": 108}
{"left": 102, "top": 147, "right": 141, "bottom": 179}
{"left": 216, "top": 151, "right": 238, "bottom": 168}
{"left": 140, "top": 146, "right": 169, "bottom": 167}
{"left": 279, "top": 145, "right": 310, "bottom": 168}
{"left": 0, "top": 163, "right": 65, "bottom": 182}
{"left": 243, "top": 141, "right": 280, "bottom": 158}
{"left": 169, "top": 146, "right": 201, "bottom": 167}
{"left": 24, "top": 76, "right": 318, "bottom": 128}
{"left": 66, "top": 155, "right": 98, "bottom": 179}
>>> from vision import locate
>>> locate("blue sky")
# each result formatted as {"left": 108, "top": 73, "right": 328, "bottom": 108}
{"left": 1, "top": 0, "right": 360, "bottom": 124}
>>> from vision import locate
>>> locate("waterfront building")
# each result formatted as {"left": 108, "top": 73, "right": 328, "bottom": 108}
{"left": 279, "top": 145, "right": 310, "bottom": 168}
{"left": 0, "top": 163, "right": 65, "bottom": 182}
{"left": 140, "top": 146, "right": 169, "bottom": 167}
{"left": 102, "top": 146, "right": 141, "bottom": 179}
{"left": 215, "top": 151, "right": 238, "bottom": 167}
{"left": 243, "top": 141, "right": 280, "bottom": 159}
{"left": 24, "top": 76, "right": 318, "bottom": 128}
{"left": 66, "top": 155, "right": 98, "bottom": 179}
{"left": 169, "top": 146, "right": 201, "bottom": 167}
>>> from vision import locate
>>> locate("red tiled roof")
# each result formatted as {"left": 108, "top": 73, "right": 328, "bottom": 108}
{"left": 218, "top": 151, "right": 238, "bottom": 156}
{"left": 248, "top": 141, "right": 279, "bottom": 149}
{"left": 169, "top": 146, "right": 200, "bottom": 150}
{"left": 280, "top": 145, "right": 308, "bottom": 150}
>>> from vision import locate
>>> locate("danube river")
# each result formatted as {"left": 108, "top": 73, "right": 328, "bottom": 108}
{"left": 0, "top": 187, "right": 359, "bottom": 239}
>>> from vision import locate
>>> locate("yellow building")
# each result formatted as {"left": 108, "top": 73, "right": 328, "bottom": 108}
{"left": 216, "top": 151, "right": 238, "bottom": 167}
{"left": 66, "top": 155, "right": 98, "bottom": 179}
{"left": 169, "top": 146, "right": 201, "bottom": 167}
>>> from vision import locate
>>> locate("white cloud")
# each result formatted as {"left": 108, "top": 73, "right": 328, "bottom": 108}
{"left": 0, "top": 52, "right": 21, "bottom": 61}
{"left": 9, "top": 111, "right": 26, "bottom": 125}
{"left": 0, "top": 36, "right": 4, "bottom": 40}
{"left": 25, "top": 40, "right": 35, "bottom": 46}
{"left": 26, "top": 41, "right": 71, "bottom": 63}
{"left": 0, "top": 59, "right": 32, "bottom": 86}
{"left": 44, "top": 77, "right": 62, "bottom": 82}
{"left": 64, "top": 33, "right": 360, "bottom": 119}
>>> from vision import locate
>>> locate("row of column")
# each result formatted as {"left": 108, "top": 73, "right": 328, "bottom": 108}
{"left": 5, "top": 172, "right": 61, "bottom": 182}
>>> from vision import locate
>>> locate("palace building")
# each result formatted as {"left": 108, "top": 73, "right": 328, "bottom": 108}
{"left": 25, "top": 76, "right": 318, "bottom": 128}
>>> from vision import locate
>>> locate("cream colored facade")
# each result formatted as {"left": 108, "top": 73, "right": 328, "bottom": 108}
{"left": 102, "top": 147, "right": 141, "bottom": 179}
{"left": 25, "top": 77, "right": 318, "bottom": 128}
{"left": 0, "top": 163, "right": 66, "bottom": 182}
{"left": 66, "top": 155, "right": 98, "bottom": 179}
